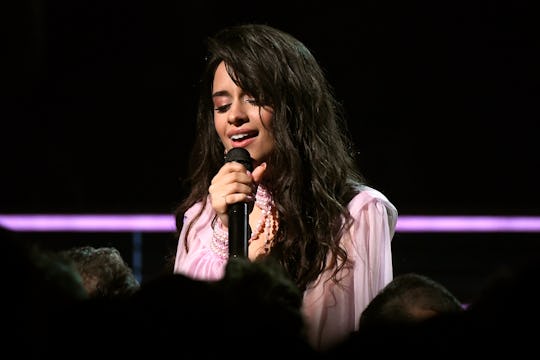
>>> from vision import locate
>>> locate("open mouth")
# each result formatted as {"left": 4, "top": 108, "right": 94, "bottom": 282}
{"left": 230, "top": 131, "right": 258, "bottom": 144}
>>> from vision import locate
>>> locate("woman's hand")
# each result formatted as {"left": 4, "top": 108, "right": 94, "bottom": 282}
{"left": 209, "top": 161, "right": 267, "bottom": 228}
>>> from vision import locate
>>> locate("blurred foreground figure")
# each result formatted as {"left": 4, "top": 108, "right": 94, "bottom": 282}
{"left": 358, "top": 272, "right": 464, "bottom": 330}
{"left": 59, "top": 245, "right": 140, "bottom": 299}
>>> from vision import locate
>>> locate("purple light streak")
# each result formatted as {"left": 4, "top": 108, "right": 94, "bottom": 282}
{"left": 396, "top": 216, "right": 540, "bottom": 233}
{"left": 0, "top": 214, "right": 176, "bottom": 232}
{"left": 1, "top": 214, "right": 540, "bottom": 233}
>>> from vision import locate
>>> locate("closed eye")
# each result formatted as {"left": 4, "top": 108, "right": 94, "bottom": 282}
{"left": 244, "top": 98, "right": 260, "bottom": 106}
{"left": 214, "top": 104, "right": 231, "bottom": 113}
{"left": 214, "top": 98, "right": 260, "bottom": 113}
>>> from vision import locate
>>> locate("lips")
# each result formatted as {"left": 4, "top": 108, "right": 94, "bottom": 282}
{"left": 228, "top": 130, "right": 258, "bottom": 143}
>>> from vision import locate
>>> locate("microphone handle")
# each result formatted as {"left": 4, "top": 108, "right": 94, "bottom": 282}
{"left": 228, "top": 202, "right": 251, "bottom": 258}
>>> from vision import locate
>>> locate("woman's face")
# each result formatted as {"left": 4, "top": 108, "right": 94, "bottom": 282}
{"left": 212, "top": 61, "right": 274, "bottom": 165}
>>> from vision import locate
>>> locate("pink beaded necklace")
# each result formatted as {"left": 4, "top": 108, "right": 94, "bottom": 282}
{"left": 249, "top": 185, "right": 278, "bottom": 253}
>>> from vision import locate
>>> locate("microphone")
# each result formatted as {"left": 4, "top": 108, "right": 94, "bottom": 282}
{"left": 224, "top": 147, "right": 253, "bottom": 258}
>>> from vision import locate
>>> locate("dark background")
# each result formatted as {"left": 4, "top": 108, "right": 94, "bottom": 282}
{"left": 3, "top": 0, "right": 539, "bottom": 302}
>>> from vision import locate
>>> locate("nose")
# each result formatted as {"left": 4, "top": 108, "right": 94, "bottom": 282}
{"left": 227, "top": 100, "right": 249, "bottom": 126}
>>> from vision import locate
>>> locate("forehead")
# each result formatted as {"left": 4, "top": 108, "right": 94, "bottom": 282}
{"left": 212, "top": 62, "right": 244, "bottom": 98}
{"left": 213, "top": 62, "right": 234, "bottom": 85}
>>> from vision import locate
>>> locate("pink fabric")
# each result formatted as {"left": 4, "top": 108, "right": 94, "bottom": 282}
{"left": 173, "top": 185, "right": 397, "bottom": 351}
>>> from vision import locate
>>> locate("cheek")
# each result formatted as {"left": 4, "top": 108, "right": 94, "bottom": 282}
{"left": 214, "top": 115, "right": 226, "bottom": 132}
{"left": 260, "top": 113, "right": 275, "bottom": 149}
{"left": 213, "top": 116, "right": 228, "bottom": 143}
{"left": 259, "top": 108, "right": 274, "bottom": 127}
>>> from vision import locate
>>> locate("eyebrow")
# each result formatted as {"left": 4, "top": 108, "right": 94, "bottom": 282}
{"left": 212, "top": 90, "right": 230, "bottom": 98}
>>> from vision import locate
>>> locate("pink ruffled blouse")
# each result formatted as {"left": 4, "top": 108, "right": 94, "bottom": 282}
{"left": 173, "top": 185, "right": 398, "bottom": 351}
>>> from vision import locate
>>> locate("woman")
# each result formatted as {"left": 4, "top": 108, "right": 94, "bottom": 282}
{"left": 173, "top": 23, "right": 398, "bottom": 351}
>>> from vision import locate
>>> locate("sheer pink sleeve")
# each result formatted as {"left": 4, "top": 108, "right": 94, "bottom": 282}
{"left": 173, "top": 199, "right": 227, "bottom": 281}
{"left": 301, "top": 186, "right": 398, "bottom": 351}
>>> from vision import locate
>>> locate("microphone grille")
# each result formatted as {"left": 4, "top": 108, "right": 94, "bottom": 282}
{"left": 224, "top": 147, "right": 253, "bottom": 172}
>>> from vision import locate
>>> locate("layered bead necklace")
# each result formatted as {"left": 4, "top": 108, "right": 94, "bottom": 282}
{"left": 210, "top": 185, "right": 278, "bottom": 259}
{"left": 249, "top": 185, "right": 278, "bottom": 254}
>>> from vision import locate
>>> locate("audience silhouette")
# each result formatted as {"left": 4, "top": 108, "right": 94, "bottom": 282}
{"left": 44, "top": 255, "right": 315, "bottom": 359}
{"left": 58, "top": 245, "right": 140, "bottom": 299}
{"left": 323, "top": 257, "right": 540, "bottom": 358}
{"left": 3, "top": 224, "right": 538, "bottom": 359}
{"left": 1, "top": 228, "right": 87, "bottom": 359}
{"left": 358, "top": 272, "right": 464, "bottom": 331}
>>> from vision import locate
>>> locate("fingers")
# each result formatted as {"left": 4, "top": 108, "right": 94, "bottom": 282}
{"left": 251, "top": 162, "right": 267, "bottom": 183}
{"left": 209, "top": 162, "right": 256, "bottom": 216}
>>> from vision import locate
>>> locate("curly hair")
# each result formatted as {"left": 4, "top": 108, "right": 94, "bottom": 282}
{"left": 175, "top": 24, "right": 364, "bottom": 292}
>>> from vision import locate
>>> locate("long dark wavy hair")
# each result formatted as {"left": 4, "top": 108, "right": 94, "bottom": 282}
{"left": 175, "top": 23, "right": 365, "bottom": 292}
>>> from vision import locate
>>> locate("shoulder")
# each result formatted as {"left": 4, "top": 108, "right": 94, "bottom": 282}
{"left": 348, "top": 185, "right": 398, "bottom": 228}
{"left": 184, "top": 200, "right": 204, "bottom": 218}
{"left": 184, "top": 197, "right": 211, "bottom": 217}
{"left": 348, "top": 185, "right": 395, "bottom": 209}
{"left": 182, "top": 197, "right": 215, "bottom": 228}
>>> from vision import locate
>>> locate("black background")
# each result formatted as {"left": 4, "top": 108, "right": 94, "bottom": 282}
{"left": 3, "top": 0, "right": 539, "bottom": 302}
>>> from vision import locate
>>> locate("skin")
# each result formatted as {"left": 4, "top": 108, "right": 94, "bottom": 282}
{"left": 208, "top": 62, "right": 273, "bottom": 256}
